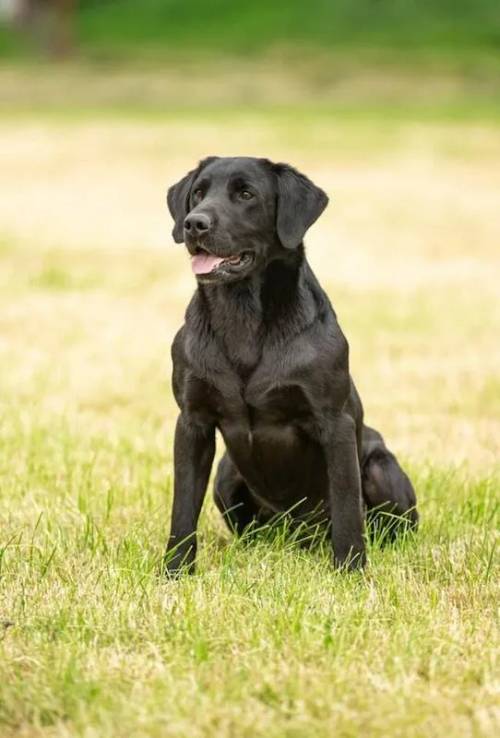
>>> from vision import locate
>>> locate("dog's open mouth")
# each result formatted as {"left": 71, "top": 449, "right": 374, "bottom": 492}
{"left": 191, "top": 249, "right": 253, "bottom": 276}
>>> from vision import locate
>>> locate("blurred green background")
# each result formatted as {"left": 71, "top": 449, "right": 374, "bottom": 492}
{"left": 1, "top": 0, "right": 499, "bottom": 118}
{"left": 2, "top": 0, "right": 500, "bottom": 58}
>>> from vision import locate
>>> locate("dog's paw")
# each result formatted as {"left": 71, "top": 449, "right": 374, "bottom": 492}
{"left": 162, "top": 545, "right": 196, "bottom": 578}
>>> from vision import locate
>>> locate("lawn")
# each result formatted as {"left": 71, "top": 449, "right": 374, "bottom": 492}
{"left": 0, "top": 66, "right": 499, "bottom": 736}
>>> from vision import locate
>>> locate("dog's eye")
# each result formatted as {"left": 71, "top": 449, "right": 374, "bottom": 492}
{"left": 239, "top": 190, "right": 253, "bottom": 200}
{"left": 192, "top": 188, "right": 203, "bottom": 202}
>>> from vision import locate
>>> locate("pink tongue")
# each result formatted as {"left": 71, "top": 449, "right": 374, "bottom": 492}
{"left": 191, "top": 253, "right": 225, "bottom": 275}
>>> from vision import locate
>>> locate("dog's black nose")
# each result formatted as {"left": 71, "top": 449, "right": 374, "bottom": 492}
{"left": 184, "top": 213, "right": 211, "bottom": 235}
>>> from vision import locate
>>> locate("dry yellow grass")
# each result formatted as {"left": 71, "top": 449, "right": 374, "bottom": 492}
{"left": 0, "top": 114, "right": 498, "bottom": 467}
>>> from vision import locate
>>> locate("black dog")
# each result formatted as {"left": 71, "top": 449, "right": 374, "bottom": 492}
{"left": 165, "top": 156, "right": 418, "bottom": 574}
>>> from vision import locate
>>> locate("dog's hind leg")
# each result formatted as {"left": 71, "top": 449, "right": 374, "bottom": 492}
{"left": 214, "top": 452, "right": 271, "bottom": 535}
{"left": 361, "top": 425, "right": 418, "bottom": 543}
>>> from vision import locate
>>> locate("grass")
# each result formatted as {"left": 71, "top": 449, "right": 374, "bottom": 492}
{"left": 1, "top": 2, "right": 500, "bottom": 123}
{"left": 0, "top": 74, "right": 499, "bottom": 735}
{"left": 3, "top": 1, "right": 500, "bottom": 59}
{"left": 2, "top": 55, "right": 500, "bottom": 122}
{"left": 0, "top": 451, "right": 497, "bottom": 737}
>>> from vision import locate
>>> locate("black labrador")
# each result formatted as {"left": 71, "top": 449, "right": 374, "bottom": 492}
{"left": 165, "top": 156, "right": 418, "bottom": 574}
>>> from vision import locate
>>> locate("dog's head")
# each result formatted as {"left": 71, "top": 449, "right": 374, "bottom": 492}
{"left": 167, "top": 156, "right": 328, "bottom": 283}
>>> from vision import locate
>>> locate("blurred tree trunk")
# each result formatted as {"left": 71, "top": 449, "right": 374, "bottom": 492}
{"left": 14, "top": 0, "right": 77, "bottom": 58}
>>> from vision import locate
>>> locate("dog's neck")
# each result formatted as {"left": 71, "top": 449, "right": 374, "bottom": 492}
{"left": 195, "top": 248, "right": 324, "bottom": 375}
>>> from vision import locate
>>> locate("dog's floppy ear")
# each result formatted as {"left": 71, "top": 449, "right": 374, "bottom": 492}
{"left": 167, "top": 157, "right": 218, "bottom": 243}
{"left": 274, "top": 164, "right": 329, "bottom": 249}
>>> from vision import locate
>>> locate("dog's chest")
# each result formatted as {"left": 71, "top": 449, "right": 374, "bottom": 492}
{"left": 187, "top": 362, "right": 313, "bottom": 418}
{"left": 219, "top": 378, "right": 321, "bottom": 496}
{"left": 214, "top": 374, "right": 316, "bottom": 442}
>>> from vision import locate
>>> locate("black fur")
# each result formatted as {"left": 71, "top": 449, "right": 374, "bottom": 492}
{"left": 164, "top": 156, "right": 418, "bottom": 575}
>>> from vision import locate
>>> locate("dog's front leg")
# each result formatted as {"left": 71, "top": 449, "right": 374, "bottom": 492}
{"left": 324, "top": 413, "right": 366, "bottom": 570}
{"left": 164, "top": 413, "right": 215, "bottom": 576}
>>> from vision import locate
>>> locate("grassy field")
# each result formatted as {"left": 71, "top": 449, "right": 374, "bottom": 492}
{"left": 2, "top": 1, "right": 500, "bottom": 59}
{"left": 0, "top": 66, "right": 499, "bottom": 736}
{"left": 76, "top": 0, "right": 500, "bottom": 65}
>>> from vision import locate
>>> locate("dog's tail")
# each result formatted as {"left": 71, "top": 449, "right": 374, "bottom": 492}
{"left": 360, "top": 425, "right": 418, "bottom": 542}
